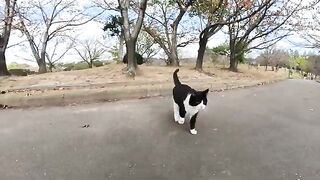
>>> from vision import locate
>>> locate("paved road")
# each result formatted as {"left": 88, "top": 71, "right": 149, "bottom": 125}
{"left": 0, "top": 79, "right": 320, "bottom": 180}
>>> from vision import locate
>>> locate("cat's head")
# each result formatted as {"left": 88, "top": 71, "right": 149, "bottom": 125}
{"left": 189, "top": 89, "right": 209, "bottom": 110}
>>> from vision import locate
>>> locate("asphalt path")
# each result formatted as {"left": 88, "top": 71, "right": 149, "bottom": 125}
{"left": 0, "top": 79, "right": 319, "bottom": 180}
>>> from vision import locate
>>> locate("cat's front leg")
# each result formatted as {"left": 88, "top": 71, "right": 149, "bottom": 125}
{"left": 178, "top": 117, "right": 185, "bottom": 124}
{"left": 190, "top": 113, "right": 198, "bottom": 135}
{"left": 173, "top": 100, "right": 180, "bottom": 122}
{"left": 178, "top": 104, "right": 186, "bottom": 124}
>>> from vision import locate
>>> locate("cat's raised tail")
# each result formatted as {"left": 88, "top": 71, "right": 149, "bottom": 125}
{"left": 173, "top": 69, "right": 181, "bottom": 86}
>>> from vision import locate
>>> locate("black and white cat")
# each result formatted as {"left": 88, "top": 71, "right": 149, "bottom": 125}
{"left": 172, "top": 69, "right": 209, "bottom": 135}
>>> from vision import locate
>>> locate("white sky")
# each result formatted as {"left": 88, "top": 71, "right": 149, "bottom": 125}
{"left": 4, "top": 0, "right": 319, "bottom": 67}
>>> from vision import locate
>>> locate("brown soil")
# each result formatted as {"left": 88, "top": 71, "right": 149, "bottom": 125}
{"left": 0, "top": 63, "right": 287, "bottom": 92}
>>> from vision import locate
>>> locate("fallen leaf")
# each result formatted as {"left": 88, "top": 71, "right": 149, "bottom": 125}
{"left": 0, "top": 104, "right": 12, "bottom": 109}
{"left": 81, "top": 124, "right": 90, "bottom": 128}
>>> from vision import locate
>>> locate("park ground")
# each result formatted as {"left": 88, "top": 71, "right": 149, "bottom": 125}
{"left": 0, "top": 63, "right": 289, "bottom": 107}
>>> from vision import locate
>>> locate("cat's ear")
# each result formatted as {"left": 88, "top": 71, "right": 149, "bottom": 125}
{"left": 203, "top": 89, "right": 209, "bottom": 95}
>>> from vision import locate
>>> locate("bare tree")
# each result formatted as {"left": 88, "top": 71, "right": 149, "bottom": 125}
{"left": 45, "top": 37, "right": 75, "bottom": 72}
{"left": 0, "top": 0, "right": 17, "bottom": 76}
{"left": 269, "top": 49, "right": 290, "bottom": 71}
{"left": 16, "top": 0, "right": 104, "bottom": 73}
{"left": 193, "top": 0, "right": 269, "bottom": 71}
{"left": 257, "top": 45, "right": 274, "bottom": 71}
{"left": 293, "top": 0, "right": 320, "bottom": 49}
{"left": 118, "top": 0, "right": 148, "bottom": 77}
{"left": 193, "top": 0, "right": 225, "bottom": 71}
{"left": 227, "top": 0, "right": 302, "bottom": 72}
{"left": 143, "top": 0, "right": 195, "bottom": 66}
{"left": 74, "top": 40, "right": 107, "bottom": 68}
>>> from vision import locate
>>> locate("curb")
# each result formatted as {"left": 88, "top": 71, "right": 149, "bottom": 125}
{"left": 0, "top": 79, "right": 285, "bottom": 109}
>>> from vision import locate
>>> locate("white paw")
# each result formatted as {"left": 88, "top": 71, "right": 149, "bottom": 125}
{"left": 190, "top": 129, "right": 197, "bottom": 135}
{"left": 178, "top": 118, "right": 185, "bottom": 124}
{"left": 174, "top": 116, "right": 179, "bottom": 122}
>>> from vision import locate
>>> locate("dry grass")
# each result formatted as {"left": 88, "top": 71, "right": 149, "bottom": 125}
{"left": 0, "top": 63, "right": 287, "bottom": 91}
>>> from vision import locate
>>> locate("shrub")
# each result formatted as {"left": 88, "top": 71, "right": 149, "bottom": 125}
{"left": 8, "top": 69, "right": 35, "bottom": 76}
{"left": 123, "top": 52, "right": 144, "bottom": 65}
{"left": 93, "top": 60, "right": 104, "bottom": 67}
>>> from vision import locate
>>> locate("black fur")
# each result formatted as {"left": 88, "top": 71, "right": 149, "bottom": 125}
{"left": 173, "top": 69, "right": 208, "bottom": 106}
{"left": 173, "top": 69, "right": 189, "bottom": 118}
{"left": 190, "top": 112, "right": 198, "bottom": 130}
{"left": 172, "top": 69, "right": 209, "bottom": 134}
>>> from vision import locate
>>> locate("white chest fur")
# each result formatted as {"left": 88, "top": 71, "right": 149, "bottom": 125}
{"left": 183, "top": 94, "right": 205, "bottom": 118}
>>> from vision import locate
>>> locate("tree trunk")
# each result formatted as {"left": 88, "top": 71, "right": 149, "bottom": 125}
{"left": 89, "top": 62, "right": 93, "bottom": 68}
{"left": 168, "top": 29, "right": 179, "bottom": 67}
{"left": 119, "top": 0, "right": 146, "bottom": 77}
{"left": 0, "top": 50, "right": 10, "bottom": 76}
{"left": 229, "top": 39, "right": 238, "bottom": 72}
{"left": 38, "top": 56, "right": 47, "bottom": 74}
{"left": 230, "top": 51, "right": 242, "bottom": 72}
{"left": 170, "top": 14, "right": 181, "bottom": 67}
{"left": 228, "top": 25, "right": 238, "bottom": 72}
{"left": 170, "top": 49, "right": 179, "bottom": 66}
{"left": 36, "top": 49, "right": 47, "bottom": 73}
{"left": 195, "top": 35, "right": 208, "bottom": 72}
{"left": 118, "top": 34, "right": 124, "bottom": 63}
{"left": 38, "top": 63, "right": 47, "bottom": 73}
{"left": 265, "top": 64, "right": 268, "bottom": 71}
{"left": 126, "top": 39, "right": 137, "bottom": 77}
{"left": 229, "top": 54, "right": 238, "bottom": 72}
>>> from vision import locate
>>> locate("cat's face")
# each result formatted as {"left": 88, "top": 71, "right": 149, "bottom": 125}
{"left": 189, "top": 89, "right": 209, "bottom": 109}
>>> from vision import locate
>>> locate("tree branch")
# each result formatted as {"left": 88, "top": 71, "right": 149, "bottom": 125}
{"left": 132, "top": 0, "right": 148, "bottom": 39}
